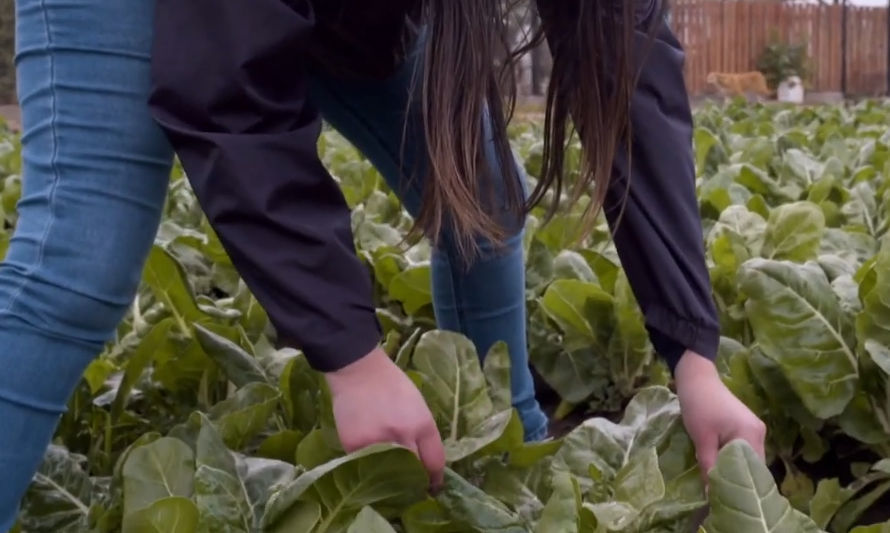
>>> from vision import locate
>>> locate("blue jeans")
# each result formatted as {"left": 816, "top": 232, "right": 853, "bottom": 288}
{"left": 1, "top": 0, "right": 547, "bottom": 528}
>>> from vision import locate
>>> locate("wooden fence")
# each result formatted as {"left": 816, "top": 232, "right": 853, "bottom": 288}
{"left": 671, "top": 0, "right": 889, "bottom": 96}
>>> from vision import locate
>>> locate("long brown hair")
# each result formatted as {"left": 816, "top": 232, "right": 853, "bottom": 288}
{"left": 414, "top": 0, "right": 665, "bottom": 261}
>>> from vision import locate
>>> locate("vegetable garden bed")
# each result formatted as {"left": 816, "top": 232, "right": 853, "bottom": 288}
{"left": 1, "top": 99, "right": 890, "bottom": 532}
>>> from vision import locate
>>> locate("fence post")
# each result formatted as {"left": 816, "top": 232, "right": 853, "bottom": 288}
{"left": 841, "top": 0, "right": 848, "bottom": 95}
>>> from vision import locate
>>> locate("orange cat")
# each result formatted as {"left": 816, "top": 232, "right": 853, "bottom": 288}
{"left": 706, "top": 71, "right": 772, "bottom": 99}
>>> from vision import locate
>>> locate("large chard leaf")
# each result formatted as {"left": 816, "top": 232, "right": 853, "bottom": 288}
{"left": 607, "top": 273, "right": 651, "bottom": 394}
{"left": 412, "top": 331, "right": 517, "bottom": 461}
{"left": 531, "top": 281, "right": 614, "bottom": 403}
{"left": 193, "top": 324, "right": 270, "bottom": 387}
{"left": 436, "top": 469, "right": 526, "bottom": 533}
{"left": 194, "top": 414, "right": 293, "bottom": 532}
{"left": 553, "top": 387, "right": 680, "bottom": 490}
{"left": 704, "top": 440, "right": 822, "bottom": 533}
{"left": 122, "top": 438, "right": 195, "bottom": 526}
{"left": 761, "top": 201, "right": 826, "bottom": 262}
{"left": 123, "top": 497, "right": 199, "bottom": 533}
{"left": 480, "top": 462, "right": 544, "bottom": 524}
{"left": 483, "top": 341, "right": 512, "bottom": 412}
{"left": 857, "top": 241, "right": 890, "bottom": 355}
{"left": 207, "top": 383, "right": 280, "bottom": 450}
{"left": 19, "top": 446, "right": 95, "bottom": 532}
{"left": 142, "top": 245, "right": 210, "bottom": 331}
{"left": 389, "top": 264, "right": 432, "bottom": 314}
{"left": 539, "top": 279, "right": 614, "bottom": 349}
{"left": 739, "top": 259, "right": 858, "bottom": 418}
{"left": 261, "top": 444, "right": 428, "bottom": 532}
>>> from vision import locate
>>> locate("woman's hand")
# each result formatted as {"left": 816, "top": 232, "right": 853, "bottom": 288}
{"left": 324, "top": 347, "right": 446, "bottom": 491}
{"left": 675, "top": 350, "right": 767, "bottom": 481}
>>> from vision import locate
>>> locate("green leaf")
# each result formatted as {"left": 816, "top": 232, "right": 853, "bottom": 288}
{"left": 82, "top": 358, "right": 115, "bottom": 396}
{"left": 265, "top": 501, "right": 321, "bottom": 533}
{"left": 262, "top": 444, "right": 428, "bottom": 532}
{"left": 206, "top": 383, "right": 281, "bottom": 450}
{"left": 857, "top": 242, "right": 890, "bottom": 357}
{"left": 608, "top": 273, "right": 651, "bottom": 393}
{"left": 194, "top": 324, "right": 269, "bottom": 387}
{"left": 257, "top": 430, "right": 303, "bottom": 464}
{"left": 481, "top": 462, "right": 543, "bottom": 524}
{"left": 346, "top": 506, "right": 397, "bottom": 533}
{"left": 810, "top": 478, "right": 854, "bottom": 529}
{"left": 579, "top": 250, "right": 619, "bottom": 294}
{"left": 780, "top": 464, "right": 814, "bottom": 513}
{"left": 234, "top": 283, "right": 269, "bottom": 341}
{"left": 583, "top": 501, "right": 638, "bottom": 531}
{"left": 508, "top": 439, "right": 564, "bottom": 469}
{"left": 708, "top": 205, "right": 767, "bottom": 265}
{"left": 851, "top": 523, "right": 890, "bottom": 533}
{"left": 613, "top": 447, "right": 665, "bottom": 510}
{"left": 843, "top": 181, "right": 881, "bottom": 236}
{"left": 553, "top": 387, "right": 680, "bottom": 490}
{"left": 695, "top": 126, "right": 724, "bottom": 174}
{"left": 394, "top": 327, "right": 422, "bottom": 371}
{"left": 838, "top": 390, "right": 890, "bottom": 445}
{"left": 123, "top": 497, "right": 199, "bottom": 533}
{"left": 540, "top": 279, "right": 614, "bottom": 345}
{"left": 747, "top": 194, "right": 771, "bottom": 219}
{"left": 704, "top": 440, "right": 821, "bottom": 533}
{"left": 194, "top": 413, "right": 277, "bottom": 532}
{"left": 832, "top": 481, "right": 890, "bottom": 533}
{"left": 296, "top": 428, "right": 340, "bottom": 470}
{"left": 153, "top": 335, "right": 212, "bottom": 393}
{"left": 444, "top": 409, "right": 516, "bottom": 462}
{"left": 389, "top": 264, "right": 433, "bottom": 314}
{"left": 19, "top": 446, "right": 93, "bottom": 533}
{"left": 436, "top": 469, "right": 526, "bottom": 533}
{"left": 739, "top": 259, "right": 857, "bottom": 418}
{"left": 553, "top": 250, "right": 597, "bottom": 282}
{"left": 112, "top": 318, "right": 177, "bottom": 419}
{"left": 143, "top": 245, "right": 208, "bottom": 330}
{"left": 412, "top": 331, "right": 493, "bottom": 444}
{"left": 401, "top": 499, "right": 462, "bottom": 533}
{"left": 122, "top": 437, "right": 195, "bottom": 518}
{"left": 281, "top": 355, "right": 321, "bottom": 433}
{"left": 528, "top": 311, "right": 603, "bottom": 403}
{"left": 483, "top": 341, "right": 512, "bottom": 412}
{"left": 534, "top": 471, "right": 581, "bottom": 533}
{"left": 761, "top": 201, "right": 825, "bottom": 261}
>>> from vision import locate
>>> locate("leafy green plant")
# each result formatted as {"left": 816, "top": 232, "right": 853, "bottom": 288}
{"left": 756, "top": 38, "right": 811, "bottom": 90}
{"left": 4, "top": 100, "right": 890, "bottom": 531}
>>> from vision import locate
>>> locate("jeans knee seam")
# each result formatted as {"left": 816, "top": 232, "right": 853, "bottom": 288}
{"left": 2, "top": 1, "right": 63, "bottom": 315}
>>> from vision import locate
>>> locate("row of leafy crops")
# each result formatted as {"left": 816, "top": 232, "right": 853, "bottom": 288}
{"left": 1, "top": 99, "right": 890, "bottom": 532}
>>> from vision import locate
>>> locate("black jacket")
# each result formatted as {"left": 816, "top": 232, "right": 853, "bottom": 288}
{"left": 147, "top": 0, "right": 719, "bottom": 373}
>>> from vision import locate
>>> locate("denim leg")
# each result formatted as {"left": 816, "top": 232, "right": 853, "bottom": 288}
{"left": 0, "top": 0, "right": 172, "bottom": 528}
{"left": 308, "top": 44, "right": 549, "bottom": 442}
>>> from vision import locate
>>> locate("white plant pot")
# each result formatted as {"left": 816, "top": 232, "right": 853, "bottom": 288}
{"left": 777, "top": 76, "right": 805, "bottom": 104}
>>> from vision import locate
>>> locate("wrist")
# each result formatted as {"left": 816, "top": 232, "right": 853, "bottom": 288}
{"left": 324, "top": 346, "right": 388, "bottom": 385}
{"left": 675, "top": 350, "right": 719, "bottom": 386}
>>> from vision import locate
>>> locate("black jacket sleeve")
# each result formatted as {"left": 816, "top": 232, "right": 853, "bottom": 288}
{"left": 148, "top": 0, "right": 382, "bottom": 372}
{"left": 605, "top": 9, "right": 721, "bottom": 370}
